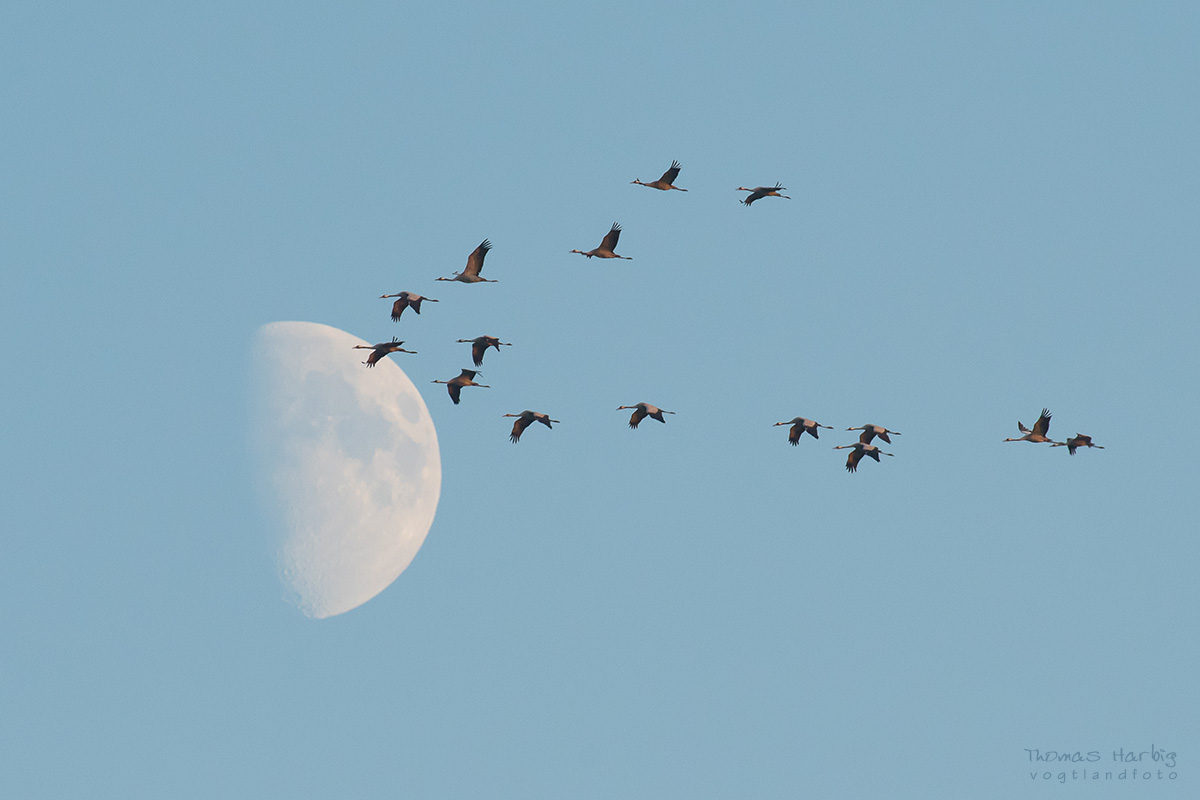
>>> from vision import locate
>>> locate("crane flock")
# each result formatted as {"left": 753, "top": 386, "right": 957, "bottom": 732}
{"left": 348, "top": 160, "right": 1103, "bottom": 466}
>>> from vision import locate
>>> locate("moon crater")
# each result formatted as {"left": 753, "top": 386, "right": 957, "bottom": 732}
{"left": 251, "top": 321, "right": 441, "bottom": 619}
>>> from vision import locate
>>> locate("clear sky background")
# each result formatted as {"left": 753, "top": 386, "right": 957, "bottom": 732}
{"left": 4, "top": 2, "right": 1199, "bottom": 797}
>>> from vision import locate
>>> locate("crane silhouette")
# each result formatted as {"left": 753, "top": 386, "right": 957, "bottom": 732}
{"left": 436, "top": 240, "right": 496, "bottom": 283}
{"left": 736, "top": 183, "right": 791, "bottom": 206}
{"left": 1052, "top": 434, "right": 1104, "bottom": 455}
{"left": 774, "top": 417, "right": 833, "bottom": 445}
{"left": 631, "top": 160, "right": 687, "bottom": 191}
{"left": 846, "top": 424, "right": 902, "bottom": 445}
{"left": 617, "top": 403, "right": 674, "bottom": 429}
{"left": 456, "top": 335, "right": 512, "bottom": 367}
{"left": 431, "top": 369, "right": 490, "bottom": 404}
{"left": 503, "top": 410, "right": 559, "bottom": 443}
{"left": 1004, "top": 408, "right": 1058, "bottom": 444}
{"left": 353, "top": 337, "right": 415, "bottom": 367}
{"left": 833, "top": 442, "right": 894, "bottom": 473}
{"left": 379, "top": 291, "right": 437, "bottom": 321}
{"left": 571, "top": 223, "right": 632, "bottom": 259}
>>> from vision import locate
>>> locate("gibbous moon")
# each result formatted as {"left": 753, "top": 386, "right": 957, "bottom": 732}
{"left": 250, "top": 321, "right": 441, "bottom": 618}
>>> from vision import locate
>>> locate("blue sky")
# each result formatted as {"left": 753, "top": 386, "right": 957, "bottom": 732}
{"left": 4, "top": 2, "right": 1199, "bottom": 797}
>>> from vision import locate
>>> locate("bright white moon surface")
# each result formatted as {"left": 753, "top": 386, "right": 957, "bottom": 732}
{"left": 250, "top": 321, "right": 441, "bottom": 619}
